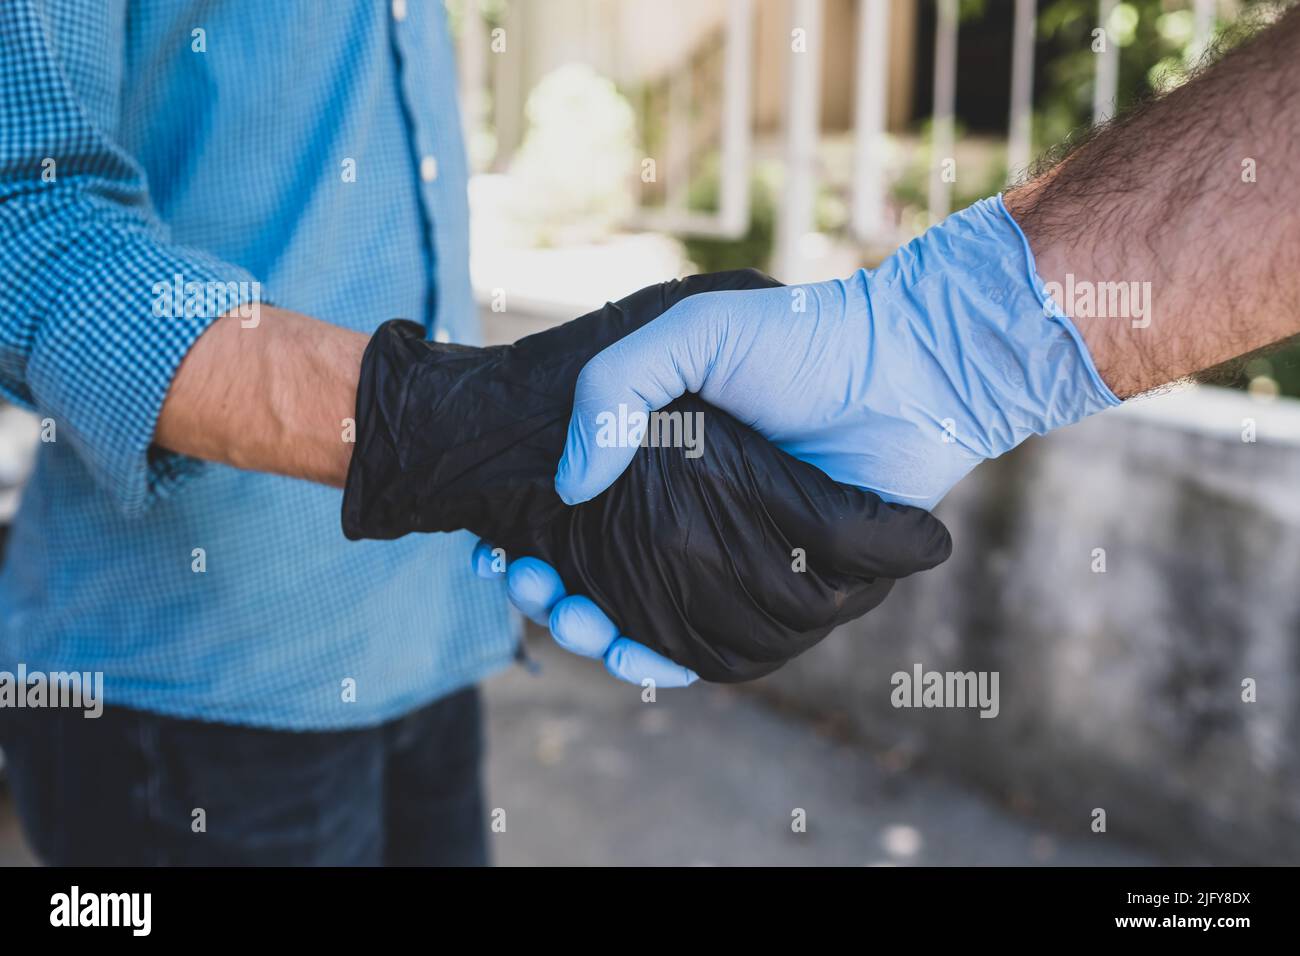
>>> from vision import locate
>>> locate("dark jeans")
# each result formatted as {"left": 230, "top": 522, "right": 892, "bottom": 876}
{"left": 0, "top": 686, "right": 487, "bottom": 866}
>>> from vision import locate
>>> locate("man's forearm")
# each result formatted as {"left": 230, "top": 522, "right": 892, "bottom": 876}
{"left": 1004, "top": 5, "right": 1300, "bottom": 398}
{"left": 155, "top": 307, "right": 366, "bottom": 487}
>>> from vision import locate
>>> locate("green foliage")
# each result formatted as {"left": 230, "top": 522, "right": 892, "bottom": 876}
{"left": 1036, "top": 0, "right": 1300, "bottom": 396}
{"left": 1033, "top": 0, "right": 1279, "bottom": 150}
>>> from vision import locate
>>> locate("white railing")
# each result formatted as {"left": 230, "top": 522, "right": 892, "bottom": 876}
{"left": 455, "top": 0, "right": 1235, "bottom": 280}
{"left": 927, "top": 0, "right": 958, "bottom": 226}
{"left": 1093, "top": 0, "right": 1120, "bottom": 123}
{"left": 1007, "top": 0, "right": 1037, "bottom": 180}
{"left": 774, "top": 0, "right": 824, "bottom": 275}
{"left": 633, "top": 0, "right": 755, "bottom": 239}
{"left": 850, "top": 0, "right": 891, "bottom": 243}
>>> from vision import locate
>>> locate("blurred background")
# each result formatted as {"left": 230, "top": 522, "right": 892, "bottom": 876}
{"left": 3, "top": 0, "right": 1298, "bottom": 865}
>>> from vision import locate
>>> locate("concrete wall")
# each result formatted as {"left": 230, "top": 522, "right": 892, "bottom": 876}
{"left": 755, "top": 386, "right": 1300, "bottom": 864}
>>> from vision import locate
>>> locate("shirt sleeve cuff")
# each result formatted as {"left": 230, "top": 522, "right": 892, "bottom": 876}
{"left": 25, "top": 224, "right": 268, "bottom": 517}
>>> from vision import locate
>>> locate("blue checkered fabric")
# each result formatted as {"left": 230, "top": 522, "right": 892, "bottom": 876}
{"left": 0, "top": 0, "right": 516, "bottom": 729}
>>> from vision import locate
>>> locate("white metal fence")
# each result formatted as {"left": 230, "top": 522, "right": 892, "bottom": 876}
{"left": 456, "top": 0, "right": 1232, "bottom": 279}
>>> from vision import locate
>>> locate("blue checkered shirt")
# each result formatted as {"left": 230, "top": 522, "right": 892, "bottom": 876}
{"left": 0, "top": 0, "right": 516, "bottom": 729}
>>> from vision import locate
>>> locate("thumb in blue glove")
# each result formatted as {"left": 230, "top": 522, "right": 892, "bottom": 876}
{"left": 555, "top": 194, "right": 1120, "bottom": 511}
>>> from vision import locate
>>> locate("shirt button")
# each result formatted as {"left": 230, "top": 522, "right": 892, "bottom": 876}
{"left": 420, "top": 155, "right": 439, "bottom": 182}
{"left": 391, "top": 0, "right": 407, "bottom": 22}
{"left": 434, "top": 328, "right": 451, "bottom": 343}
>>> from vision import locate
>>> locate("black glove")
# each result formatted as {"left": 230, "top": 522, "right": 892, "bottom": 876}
{"left": 342, "top": 270, "right": 951, "bottom": 682}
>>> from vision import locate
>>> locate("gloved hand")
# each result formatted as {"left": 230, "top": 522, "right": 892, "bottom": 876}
{"left": 556, "top": 195, "right": 1121, "bottom": 512}
{"left": 342, "top": 270, "right": 952, "bottom": 683}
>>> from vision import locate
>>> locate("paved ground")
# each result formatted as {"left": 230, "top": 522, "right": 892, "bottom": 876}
{"left": 0, "top": 635, "right": 1158, "bottom": 867}
{"left": 485, "top": 636, "right": 1156, "bottom": 866}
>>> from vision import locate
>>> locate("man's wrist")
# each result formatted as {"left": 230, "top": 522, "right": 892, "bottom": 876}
{"left": 274, "top": 315, "right": 367, "bottom": 487}
{"left": 1002, "top": 181, "right": 1132, "bottom": 399}
{"left": 157, "top": 307, "right": 367, "bottom": 487}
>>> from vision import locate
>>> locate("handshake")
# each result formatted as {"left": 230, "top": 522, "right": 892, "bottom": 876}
{"left": 341, "top": 269, "right": 950, "bottom": 684}
{"left": 341, "top": 197, "right": 1118, "bottom": 686}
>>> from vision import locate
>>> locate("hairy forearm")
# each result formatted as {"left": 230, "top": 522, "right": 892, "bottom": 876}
{"left": 1004, "top": 5, "right": 1300, "bottom": 398}
{"left": 155, "top": 307, "right": 366, "bottom": 487}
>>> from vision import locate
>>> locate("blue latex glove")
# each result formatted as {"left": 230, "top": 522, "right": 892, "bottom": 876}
{"left": 555, "top": 195, "right": 1120, "bottom": 511}
{"left": 471, "top": 540, "right": 697, "bottom": 687}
